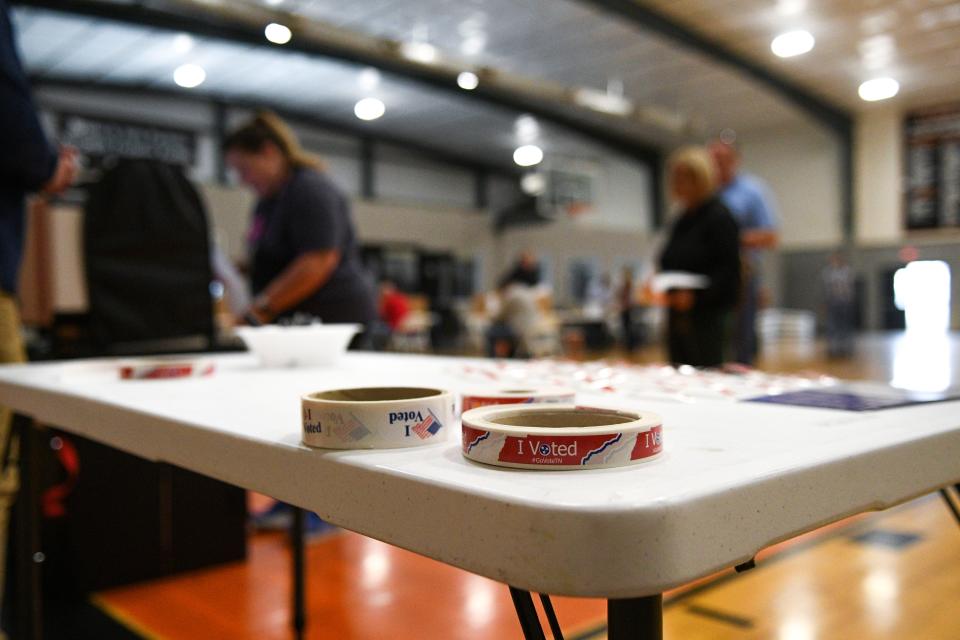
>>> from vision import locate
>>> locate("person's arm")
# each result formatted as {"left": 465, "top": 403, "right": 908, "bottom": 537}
{"left": 248, "top": 250, "right": 340, "bottom": 323}
{"left": 740, "top": 180, "right": 780, "bottom": 249}
{"left": 741, "top": 228, "right": 779, "bottom": 249}
{"left": 0, "top": 5, "right": 59, "bottom": 190}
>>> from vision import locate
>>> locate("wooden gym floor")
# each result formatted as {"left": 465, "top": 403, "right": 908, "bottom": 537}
{"left": 93, "top": 332, "right": 960, "bottom": 639}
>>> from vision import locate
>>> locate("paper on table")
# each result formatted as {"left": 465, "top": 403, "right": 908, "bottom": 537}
{"left": 650, "top": 272, "right": 709, "bottom": 293}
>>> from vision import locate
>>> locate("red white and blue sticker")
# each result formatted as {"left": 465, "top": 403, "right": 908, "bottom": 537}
{"left": 462, "top": 423, "right": 662, "bottom": 470}
{"left": 461, "top": 388, "right": 575, "bottom": 413}
{"left": 119, "top": 359, "right": 215, "bottom": 380}
{"left": 302, "top": 390, "right": 454, "bottom": 450}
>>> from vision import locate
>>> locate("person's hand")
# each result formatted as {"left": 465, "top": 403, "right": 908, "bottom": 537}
{"left": 668, "top": 289, "right": 696, "bottom": 312}
{"left": 42, "top": 146, "right": 79, "bottom": 196}
{"left": 641, "top": 279, "right": 666, "bottom": 306}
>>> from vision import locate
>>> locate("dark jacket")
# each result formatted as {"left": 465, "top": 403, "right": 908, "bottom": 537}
{"left": 658, "top": 196, "right": 741, "bottom": 310}
{"left": 1, "top": 1, "right": 57, "bottom": 293}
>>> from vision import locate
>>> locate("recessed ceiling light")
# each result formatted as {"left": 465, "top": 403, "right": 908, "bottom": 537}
{"left": 354, "top": 97, "right": 385, "bottom": 121}
{"left": 263, "top": 0, "right": 284, "bottom": 6}
{"left": 400, "top": 41, "right": 438, "bottom": 64}
{"left": 858, "top": 77, "right": 899, "bottom": 101}
{"left": 513, "top": 145, "right": 544, "bottom": 167}
{"left": 771, "top": 30, "right": 815, "bottom": 58}
{"left": 265, "top": 23, "right": 292, "bottom": 45}
{"left": 173, "top": 63, "right": 205, "bottom": 88}
{"left": 457, "top": 71, "right": 479, "bottom": 90}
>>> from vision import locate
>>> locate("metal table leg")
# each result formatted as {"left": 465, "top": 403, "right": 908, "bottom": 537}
{"left": 13, "top": 417, "right": 42, "bottom": 640}
{"left": 509, "top": 586, "right": 547, "bottom": 640}
{"left": 607, "top": 594, "right": 663, "bottom": 640}
{"left": 940, "top": 488, "right": 960, "bottom": 528}
{"left": 290, "top": 506, "right": 306, "bottom": 640}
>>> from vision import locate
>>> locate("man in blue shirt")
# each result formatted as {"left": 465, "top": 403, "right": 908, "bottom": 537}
{"left": 709, "top": 141, "right": 779, "bottom": 366}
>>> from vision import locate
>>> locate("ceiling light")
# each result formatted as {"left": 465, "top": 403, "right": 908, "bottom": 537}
{"left": 265, "top": 23, "right": 292, "bottom": 45}
{"left": 858, "top": 77, "right": 899, "bottom": 101}
{"left": 173, "top": 63, "right": 205, "bottom": 88}
{"left": 354, "top": 97, "right": 385, "bottom": 121}
{"left": 573, "top": 87, "right": 633, "bottom": 115}
{"left": 172, "top": 33, "right": 194, "bottom": 54}
{"left": 513, "top": 145, "right": 543, "bottom": 167}
{"left": 263, "top": 0, "right": 284, "bottom": 5}
{"left": 457, "top": 71, "right": 479, "bottom": 90}
{"left": 400, "top": 41, "right": 438, "bottom": 63}
{"left": 771, "top": 30, "right": 815, "bottom": 58}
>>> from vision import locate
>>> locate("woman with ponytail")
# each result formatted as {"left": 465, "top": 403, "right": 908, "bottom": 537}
{"left": 223, "top": 111, "right": 376, "bottom": 330}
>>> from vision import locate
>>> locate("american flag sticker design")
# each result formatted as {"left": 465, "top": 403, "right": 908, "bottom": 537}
{"left": 412, "top": 408, "right": 443, "bottom": 439}
{"left": 327, "top": 412, "right": 371, "bottom": 442}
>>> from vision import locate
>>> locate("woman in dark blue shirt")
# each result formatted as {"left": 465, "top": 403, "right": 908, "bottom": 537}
{"left": 223, "top": 112, "right": 376, "bottom": 327}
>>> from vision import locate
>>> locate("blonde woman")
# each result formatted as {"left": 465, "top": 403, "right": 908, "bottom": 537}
{"left": 223, "top": 111, "right": 376, "bottom": 328}
{"left": 657, "top": 146, "right": 741, "bottom": 367}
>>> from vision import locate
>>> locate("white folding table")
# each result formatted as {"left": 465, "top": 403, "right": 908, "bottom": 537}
{"left": 1, "top": 352, "right": 958, "bottom": 639}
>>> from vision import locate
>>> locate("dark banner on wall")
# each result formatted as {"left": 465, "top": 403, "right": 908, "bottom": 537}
{"left": 905, "top": 104, "right": 960, "bottom": 230}
{"left": 57, "top": 113, "right": 197, "bottom": 167}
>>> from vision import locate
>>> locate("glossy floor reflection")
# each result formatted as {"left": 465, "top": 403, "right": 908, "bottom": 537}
{"left": 94, "top": 332, "right": 960, "bottom": 639}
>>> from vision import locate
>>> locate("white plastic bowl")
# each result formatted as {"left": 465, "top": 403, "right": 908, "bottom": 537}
{"left": 236, "top": 324, "right": 361, "bottom": 368}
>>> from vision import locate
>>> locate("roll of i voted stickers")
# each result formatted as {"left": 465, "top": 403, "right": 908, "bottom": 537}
{"left": 119, "top": 357, "right": 215, "bottom": 380}
{"left": 460, "top": 386, "right": 575, "bottom": 413}
{"left": 302, "top": 387, "right": 455, "bottom": 449}
{"left": 461, "top": 404, "right": 662, "bottom": 470}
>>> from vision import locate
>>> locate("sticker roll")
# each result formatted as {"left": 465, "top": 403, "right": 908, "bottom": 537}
{"left": 119, "top": 357, "right": 215, "bottom": 380}
{"left": 461, "top": 386, "right": 576, "bottom": 413}
{"left": 302, "top": 387, "right": 455, "bottom": 449}
{"left": 461, "top": 404, "right": 662, "bottom": 470}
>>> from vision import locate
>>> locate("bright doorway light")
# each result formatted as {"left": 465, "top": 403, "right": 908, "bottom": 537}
{"left": 173, "top": 63, "right": 205, "bottom": 88}
{"left": 513, "top": 145, "right": 543, "bottom": 167}
{"left": 265, "top": 23, "right": 292, "bottom": 45}
{"left": 894, "top": 260, "right": 951, "bottom": 333}
{"left": 859, "top": 77, "right": 899, "bottom": 101}
{"left": 771, "top": 30, "right": 815, "bottom": 57}
{"left": 354, "top": 97, "right": 385, "bottom": 121}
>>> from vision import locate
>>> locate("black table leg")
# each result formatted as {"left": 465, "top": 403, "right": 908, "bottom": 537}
{"left": 538, "top": 593, "right": 564, "bottom": 640}
{"left": 607, "top": 594, "right": 663, "bottom": 640}
{"left": 509, "top": 586, "right": 547, "bottom": 640}
{"left": 13, "top": 417, "right": 42, "bottom": 640}
{"left": 290, "top": 506, "right": 306, "bottom": 640}
{"left": 940, "top": 488, "right": 960, "bottom": 528}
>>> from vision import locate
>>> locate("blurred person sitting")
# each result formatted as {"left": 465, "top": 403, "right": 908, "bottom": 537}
{"left": 657, "top": 146, "right": 741, "bottom": 368}
{"left": 378, "top": 280, "right": 410, "bottom": 332}
{"left": 223, "top": 111, "right": 376, "bottom": 332}
{"left": 486, "top": 282, "right": 542, "bottom": 358}
{"left": 498, "top": 249, "right": 541, "bottom": 288}
{"left": 709, "top": 140, "right": 779, "bottom": 366}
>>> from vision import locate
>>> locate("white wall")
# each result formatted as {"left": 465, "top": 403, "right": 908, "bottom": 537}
{"left": 738, "top": 122, "right": 844, "bottom": 249}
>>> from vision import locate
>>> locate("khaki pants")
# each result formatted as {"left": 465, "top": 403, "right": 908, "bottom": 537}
{"left": 0, "top": 293, "right": 27, "bottom": 630}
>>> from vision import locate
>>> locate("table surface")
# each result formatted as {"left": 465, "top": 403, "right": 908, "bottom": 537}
{"left": 0, "top": 352, "right": 957, "bottom": 598}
